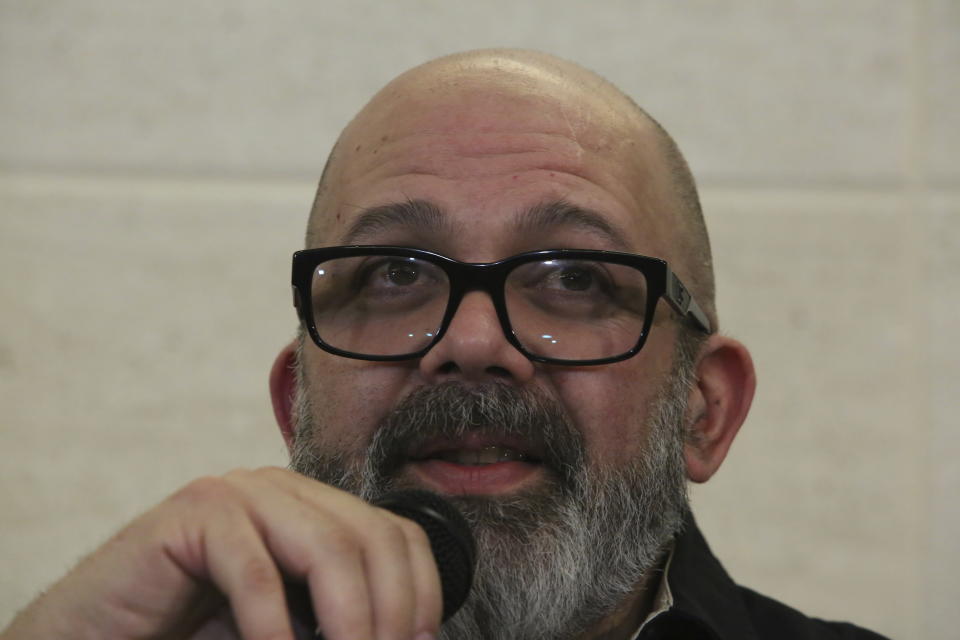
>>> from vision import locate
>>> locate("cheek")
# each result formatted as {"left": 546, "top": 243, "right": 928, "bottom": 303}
{"left": 551, "top": 348, "right": 675, "bottom": 466}
{"left": 302, "top": 353, "right": 413, "bottom": 451}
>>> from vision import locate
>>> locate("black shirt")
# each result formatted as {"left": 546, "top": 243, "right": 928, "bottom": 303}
{"left": 638, "top": 513, "right": 892, "bottom": 640}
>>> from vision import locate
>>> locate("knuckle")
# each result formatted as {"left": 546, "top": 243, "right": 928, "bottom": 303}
{"left": 171, "top": 475, "right": 234, "bottom": 505}
{"left": 399, "top": 518, "right": 430, "bottom": 548}
{"left": 237, "top": 557, "right": 279, "bottom": 594}
{"left": 377, "top": 514, "right": 421, "bottom": 549}
{"left": 318, "top": 526, "right": 360, "bottom": 557}
{"left": 375, "top": 520, "right": 410, "bottom": 551}
{"left": 222, "top": 467, "right": 258, "bottom": 483}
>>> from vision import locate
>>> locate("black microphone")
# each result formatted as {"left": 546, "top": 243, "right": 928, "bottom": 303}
{"left": 287, "top": 490, "right": 476, "bottom": 639}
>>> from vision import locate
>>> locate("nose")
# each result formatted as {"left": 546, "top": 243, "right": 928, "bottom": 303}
{"left": 418, "top": 291, "right": 536, "bottom": 384}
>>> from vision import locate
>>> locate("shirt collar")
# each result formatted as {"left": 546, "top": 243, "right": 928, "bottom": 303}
{"left": 629, "top": 509, "right": 762, "bottom": 640}
{"left": 626, "top": 543, "right": 675, "bottom": 639}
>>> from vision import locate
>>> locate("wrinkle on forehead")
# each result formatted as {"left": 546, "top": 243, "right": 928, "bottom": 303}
{"left": 337, "top": 198, "right": 634, "bottom": 255}
{"left": 311, "top": 49, "right": 674, "bottom": 252}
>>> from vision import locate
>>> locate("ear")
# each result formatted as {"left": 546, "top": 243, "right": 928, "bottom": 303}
{"left": 269, "top": 341, "right": 299, "bottom": 451}
{"left": 684, "top": 334, "right": 756, "bottom": 483}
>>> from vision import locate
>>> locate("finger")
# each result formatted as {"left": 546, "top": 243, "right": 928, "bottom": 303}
{"left": 228, "top": 469, "right": 422, "bottom": 640}
{"left": 220, "top": 472, "right": 376, "bottom": 640}
{"left": 362, "top": 513, "right": 417, "bottom": 640}
{"left": 274, "top": 471, "right": 440, "bottom": 638}
{"left": 244, "top": 468, "right": 418, "bottom": 639}
{"left": 254, "top": 466, "right": 366, "bottom": 513}
{"left": 302, "top": 527, "right": 374, "bottom": 640}
{"left": 388, "top": 512, "right": 443, "bottom": 637}
{"left": 202, "top": 509, "right": 293, "bottom": 640}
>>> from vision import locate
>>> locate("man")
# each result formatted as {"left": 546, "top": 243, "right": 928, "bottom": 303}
{"left": 2, "top": 49, "right": 888, "bottom": 640}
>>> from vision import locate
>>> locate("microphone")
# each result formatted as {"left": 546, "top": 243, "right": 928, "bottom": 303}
{"left": 287, "top": 490, "right": 476, "bottom": 639}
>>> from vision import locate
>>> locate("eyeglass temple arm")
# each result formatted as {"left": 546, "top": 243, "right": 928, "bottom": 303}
{"left": 665, "top": 271, "right": 712, "bottom": 334}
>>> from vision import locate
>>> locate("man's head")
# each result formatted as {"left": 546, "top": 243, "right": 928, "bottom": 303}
{"left": 270, "top": 49, "right": 755, "bottom": 639}
{"left": 307, "top": 50, "right": 715, "bottom": 330}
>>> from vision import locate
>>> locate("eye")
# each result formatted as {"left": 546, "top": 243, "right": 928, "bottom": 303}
{"left": 352, "top": 256, "right": 444, "bottom": 296}
{"left": 533, "top": 261, "right": 610, "bottom": 294}
{"left": 557, "top": 266, "right": 594, "bottom": 291}
{"left": 385, "top": 260, "right": 420, "bottom": 286}
{"left": 354, "top": 257, "right": 423, "bottom": 289}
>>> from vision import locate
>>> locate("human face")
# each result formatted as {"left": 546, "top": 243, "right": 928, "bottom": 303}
{"left": 298, "top": 79, "right": 685, "bottom": 497}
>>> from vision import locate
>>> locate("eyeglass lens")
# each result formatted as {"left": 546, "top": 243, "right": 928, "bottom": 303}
{"left": 310, "top": 254, "right": 649, "bottom": 361}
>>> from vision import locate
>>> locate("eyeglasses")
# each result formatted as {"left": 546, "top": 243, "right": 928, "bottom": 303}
{"left": 291, "top": 246, "right": 711, "bottom": 366}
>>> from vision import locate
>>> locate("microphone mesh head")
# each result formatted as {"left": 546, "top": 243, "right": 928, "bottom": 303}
{"left": 376, "top": 490, "right": 476, "bottom": 621}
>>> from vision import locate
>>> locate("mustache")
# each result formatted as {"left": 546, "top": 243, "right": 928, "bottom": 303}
{"left": 365, "top": 381, "right": 586, "bottom": 490}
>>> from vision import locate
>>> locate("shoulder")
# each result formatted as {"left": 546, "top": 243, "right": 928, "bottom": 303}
{"left": 666, "top": 512, "right": 891, "bottom": 640}
{"left": 737, "top": 586, "right": 892, "bottom": 640}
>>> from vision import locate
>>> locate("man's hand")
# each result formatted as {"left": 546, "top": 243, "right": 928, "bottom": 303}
{"left": 1, "top": 467, "right": 443, "bottom": 640}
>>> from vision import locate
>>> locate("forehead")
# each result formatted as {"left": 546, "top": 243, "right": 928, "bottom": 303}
{"left": 314, "top": 79, "right": 678, "bottom": 261}
{"left": 340, "top": 199, "right": 634, "bottom": 254}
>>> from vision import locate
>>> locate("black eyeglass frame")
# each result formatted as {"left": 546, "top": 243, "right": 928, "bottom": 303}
{"left": 291, "top": 246, "right": 712, "bottom": 366}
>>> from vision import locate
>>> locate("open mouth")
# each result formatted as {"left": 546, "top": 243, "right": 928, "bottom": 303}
{"left": 414, "top": 444, "right": 541, "bottom": 466}
{"left": 404, "top": 434, "right": 546, "bottom": 494}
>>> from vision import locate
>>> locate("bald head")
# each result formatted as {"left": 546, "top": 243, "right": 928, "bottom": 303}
{"left": 308, "top": 49, "right": 715, "bottom": 331}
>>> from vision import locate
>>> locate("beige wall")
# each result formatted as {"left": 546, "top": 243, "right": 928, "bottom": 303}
{"left": 1, "top": 3, "right": 957, "bottom": 639}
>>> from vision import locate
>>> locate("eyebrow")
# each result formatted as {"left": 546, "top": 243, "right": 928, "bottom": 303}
{"left": 515, "top": 200, "right": 631, "bottom": 252}
{"left": 341, "top": 199, "right": 447, "bottom": 245}
{"left": 340, "top": 198, "right": 631, "bottom": 252}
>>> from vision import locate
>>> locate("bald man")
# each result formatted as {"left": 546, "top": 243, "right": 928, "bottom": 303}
{"left": 2, "top": 50, "right": 888, "bottom": 640}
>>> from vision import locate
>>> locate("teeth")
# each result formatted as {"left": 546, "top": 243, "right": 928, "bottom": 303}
{"left": 437, "top": 446, "right": 530, "bottom": 465}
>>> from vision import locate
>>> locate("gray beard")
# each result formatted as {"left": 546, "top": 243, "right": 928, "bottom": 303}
{"left": 289, "top": 358, "right": 692, "bottom": 640}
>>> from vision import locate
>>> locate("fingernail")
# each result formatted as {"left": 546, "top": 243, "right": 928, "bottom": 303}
{"left": 415, "top": 632, "right": 436, "bottom": 640}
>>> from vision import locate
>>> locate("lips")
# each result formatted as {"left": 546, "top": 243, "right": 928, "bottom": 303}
{"left": 430, "top": 445, "right": 534, "bottom": 465}
{"left": 404, "top": 432, "right": 545, "bottom": 494}
{"left": 408, "top": 432, "right": 543, "bottom": 466}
